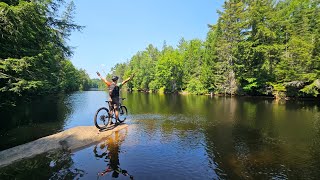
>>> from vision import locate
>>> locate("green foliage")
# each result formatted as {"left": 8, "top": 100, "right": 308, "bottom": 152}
{"left": 0, "top": 0, "right": 86, "bottom": 105}
{"left": 77, "top": 69, "right": 91, "bottom": 91}
{"left": 156, "top": 46, "right": 182, "bottom": 92}
{"left": 186, "top": 78, "right": 207, "bottom": 95}
{"left": 242, "top": 78, "right": 258, "bottom": 93}
{"left": 148, "top": 80, "right": 160, "bottom": 92}
{"left": 268, "top": 82, "right": 286, "bottom": 92}
{"left": 300, "top": 79, "right": 320, "bottom": 97}
{"left": 108, "top": 0, "right": 319, "bottom": 98}
{"left": 89, "top": 79, "right": 101, "bottom": 89}
{"left": 2, "top": 0, "right": 318, "bottom": 99}
{"left": 158, "top": 86, "right": 165, "bottom": 94}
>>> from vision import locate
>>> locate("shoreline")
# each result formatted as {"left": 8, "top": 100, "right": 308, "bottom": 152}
{"left": 124, "top": 90, "right": 320, "bottom": 101}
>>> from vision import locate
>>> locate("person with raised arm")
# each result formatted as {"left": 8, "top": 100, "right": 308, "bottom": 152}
{"left": 96, "top": 71, "right": 134, "bottom": 124}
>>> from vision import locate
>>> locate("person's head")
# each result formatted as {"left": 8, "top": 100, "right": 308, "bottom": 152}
{"left": 112, "top": 76, "right": 119, "bottom": 82}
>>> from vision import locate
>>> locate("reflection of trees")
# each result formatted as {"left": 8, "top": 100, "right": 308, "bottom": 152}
{"left": 95, "top": 129, "right": 133, "bottom": 179}
{"left": 308, "top": 110, "right": 320, "bottom": 179}
{"left": 202, "top": 97, "right": 289, "bottom": 179}
{"left": 125, "top": 92, "right": 320, "bottom": 179}
{"left": 0, "top": 94, "right": 72, "bottom": 150}
{"left": 202, "top": 99, "right": 320, "bottom": 179}
{"left": 158, "top": 116, "right": 204, "bottom": 150}
{"left": 0, "top": 150, "right": 84, "bottom": 179}
{"left": 126, "top": 92, "right": 175, "bottom": 115}
{"left": 203, "top": 123, "right": 287, "bottom": 179}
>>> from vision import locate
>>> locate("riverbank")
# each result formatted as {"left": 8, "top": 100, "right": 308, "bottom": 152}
{"left": 0, "top": 124, "right": 128, "bottom": 168}
{"left": 132, "top": 89, "right": 320, "bottom": 101}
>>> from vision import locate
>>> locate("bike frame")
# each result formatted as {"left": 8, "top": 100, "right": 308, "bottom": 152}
{"left": 107, "top": 98, "right": 125, "bottom": 119}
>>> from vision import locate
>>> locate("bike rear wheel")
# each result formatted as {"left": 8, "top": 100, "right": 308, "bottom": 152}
{"left": 94, "top": 107, "right": 110, "bottom": 129}
{"left": 118, "top": 106, "right": 127, "bottom": 123}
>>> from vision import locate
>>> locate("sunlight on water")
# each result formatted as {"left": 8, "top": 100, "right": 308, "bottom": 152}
{"left": 1, "top": 92, "right": 320, "bottom": 179}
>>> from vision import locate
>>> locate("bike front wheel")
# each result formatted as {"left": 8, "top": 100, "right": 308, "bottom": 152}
{"left": 118, "top": 106, "right": 127, "bottom": 123}
{"left": 94, "top": 107, "right": 110, "bottom": 129}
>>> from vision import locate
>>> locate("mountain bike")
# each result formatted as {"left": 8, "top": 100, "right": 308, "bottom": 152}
{"left": 94, "top": 98, "right": 128, "bottom": 130}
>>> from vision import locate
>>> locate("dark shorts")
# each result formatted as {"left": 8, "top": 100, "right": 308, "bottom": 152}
{"left": 110, "top": 97, "right": 120, "bottom": 110}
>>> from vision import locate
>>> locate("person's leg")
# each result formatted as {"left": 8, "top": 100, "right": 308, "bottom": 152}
{"left": 114, "top": 103, "right": 119, "bottom": 121}
{"left": 109, "top": 101, "right": 114, "bottom": 116}
{"left": 111, "top": 97, "right": 120, "bottom": 123}
{"left": 107, "top": 101, "right": 115, "bottom": 125}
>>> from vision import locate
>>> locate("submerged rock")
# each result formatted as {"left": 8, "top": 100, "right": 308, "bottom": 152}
{"left": 0, "top": 125, "right": 128, "bottom": 168}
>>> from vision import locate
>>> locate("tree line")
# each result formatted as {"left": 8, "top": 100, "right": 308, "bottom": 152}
{"left": 0, "top": 0, "right": 92, "bottom": 106}
{"left": 109, "top": 0, "right": 320, "bottom": 98}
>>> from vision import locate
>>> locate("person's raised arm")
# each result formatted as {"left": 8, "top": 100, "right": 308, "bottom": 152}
{"left": 96, "top": 71, "right": 111, "bottom": 86}
{"left": 121, "top": 73, "right": 135, "bottom": 85}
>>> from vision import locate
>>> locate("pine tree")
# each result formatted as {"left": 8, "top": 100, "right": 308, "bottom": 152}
{"left": 215, "top": 0, "right": 246, "bottom": 95}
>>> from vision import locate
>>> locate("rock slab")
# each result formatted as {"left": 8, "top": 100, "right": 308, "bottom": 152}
{"left": 0, "top": 125, "right": 128, "bottom": 168}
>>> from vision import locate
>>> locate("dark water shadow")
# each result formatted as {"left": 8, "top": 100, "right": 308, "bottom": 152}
{"left": 0, "top": 94, "right": 73, "bottom": 151}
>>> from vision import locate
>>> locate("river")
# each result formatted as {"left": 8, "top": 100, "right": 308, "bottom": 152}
{"left": 0, "top": 91, "right": 320, "bottom": 179}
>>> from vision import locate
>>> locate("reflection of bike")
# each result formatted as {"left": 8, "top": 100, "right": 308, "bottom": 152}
{"left": 94, "top": 98, "right": 128, "bottom": 130}
{"left": 94, "top": 130, "right": 133, "bottom": 179}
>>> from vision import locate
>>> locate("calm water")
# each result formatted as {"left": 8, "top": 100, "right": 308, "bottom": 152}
{"left": 1, "top": 91, "right": 320, "bottom": 179}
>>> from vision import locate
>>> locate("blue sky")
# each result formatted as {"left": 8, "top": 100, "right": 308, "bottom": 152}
{"left": 68, "top": 0, "right": 224, "bottom": 78}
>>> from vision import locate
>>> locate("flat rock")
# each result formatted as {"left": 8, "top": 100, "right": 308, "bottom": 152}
{"left": 0, "top": 124, "right": 128, "bottom": 168}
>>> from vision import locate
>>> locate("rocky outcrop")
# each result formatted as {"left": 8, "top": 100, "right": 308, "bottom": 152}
{"left": 0, "top": 124, "right": 128, "bottom": 168}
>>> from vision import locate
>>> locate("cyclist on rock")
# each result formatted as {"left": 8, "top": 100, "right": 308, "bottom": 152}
{"left": 97, "top": 71, "right": 134, "bottom": 124}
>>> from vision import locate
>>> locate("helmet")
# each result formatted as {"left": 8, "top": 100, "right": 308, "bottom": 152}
{"left": 112, "top": 76, "right": 119, "bottom": 81}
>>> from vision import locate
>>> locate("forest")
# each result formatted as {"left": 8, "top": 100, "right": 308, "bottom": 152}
{"left": 109, "top": 0, "right": 320, "bottom": 98}
{"left": 0, "top": 0, "right": 92, "bottom": 106}
{"left": 0, "top": 0, "right": 319, "bottom": 105}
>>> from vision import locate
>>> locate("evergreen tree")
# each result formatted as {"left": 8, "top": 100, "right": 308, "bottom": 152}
{"left": 0, "top": 0, "right": 86, "bottom": 105}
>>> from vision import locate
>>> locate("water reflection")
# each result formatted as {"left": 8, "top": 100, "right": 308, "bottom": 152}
{"left": 1, "top": 91, "right": 320, "bottom": 179}
{"left": 0, "top": 91, "right": 109, "bottom": 150}
{"left": 201, "top": 98, "right": 320, "bottom": 179}
{"left": 95, "top": 129, "right": 133, "bottom": 179}
{"left": 0, "top": 150, "right": 85, "bottom": 179}
{"left": 0, "top": 94, "right": 72, "bottom": 150}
